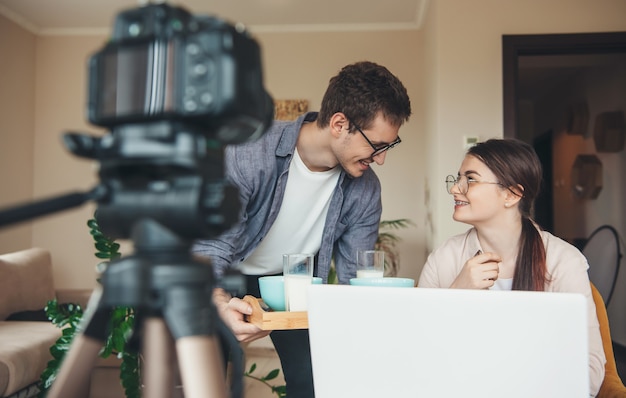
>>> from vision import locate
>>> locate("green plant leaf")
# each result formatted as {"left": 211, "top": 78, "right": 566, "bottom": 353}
{"left": 95, "top": 240, "right": 111, "bottom": 252}
{"left": 245, "top": 363, "right": 286, "bottom": 396}
{"left": 327, "top": 265, "right": 338, "bottom": 284}
{"left": 263, "top": 368, "right": 280, "bottom": 381}
{"left": 272, "top": 385, "right": 287, "bottom": 397}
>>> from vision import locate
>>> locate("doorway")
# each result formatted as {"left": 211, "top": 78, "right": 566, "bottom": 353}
{"left": 503, "top": 32, "right": 626, "bottom": 139}
{"left": 502, "top": 32, "right": 626, "bottom": 242}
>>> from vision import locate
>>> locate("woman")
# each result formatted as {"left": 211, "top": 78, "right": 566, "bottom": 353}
{"left": 418, "top": 138, "right": 606, "bottom": 396}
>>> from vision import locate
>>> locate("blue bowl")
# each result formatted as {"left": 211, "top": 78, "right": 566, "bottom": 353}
{"left": 349, "top": 277, "right": 415, "bottom": 288}
{"left": 258, "top": 275, "right": 322, "bottom": 311}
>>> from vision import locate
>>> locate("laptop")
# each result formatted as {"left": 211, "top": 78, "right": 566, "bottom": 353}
{"left": 307, "top": 285, "right": 589, "bottom": 398}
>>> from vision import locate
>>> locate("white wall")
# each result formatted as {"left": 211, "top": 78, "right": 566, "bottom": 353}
{"left": 0, "top": 15, "right": 36, "bottom": 254}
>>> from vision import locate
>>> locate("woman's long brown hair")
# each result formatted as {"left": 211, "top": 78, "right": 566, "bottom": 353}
{"left": 467, "top": 139, "right": 548, "bottom": 291}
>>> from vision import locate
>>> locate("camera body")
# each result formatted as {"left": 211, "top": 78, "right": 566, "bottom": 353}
{"left": 70, "top": 3, "right": 273, "bottom": 241}
{"left": 88, "top": 3, "right": 273, "bottom": 144}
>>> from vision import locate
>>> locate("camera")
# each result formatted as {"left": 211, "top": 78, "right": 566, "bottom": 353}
{"left": 58, "top": 3, "right": 275, "bottom": 241}
{"left": 88, "top": 2, "right": 273, "bottom": 144}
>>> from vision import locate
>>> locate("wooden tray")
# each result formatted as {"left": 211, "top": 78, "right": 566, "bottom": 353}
{"left": 243, "top": 295, "right": 309, "bottom": 330}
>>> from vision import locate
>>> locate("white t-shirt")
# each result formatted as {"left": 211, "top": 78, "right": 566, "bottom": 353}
{"left": 238, "top": 148, "right": 340, "bottom": 275}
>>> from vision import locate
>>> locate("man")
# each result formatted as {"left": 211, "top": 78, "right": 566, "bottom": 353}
{"left": 193, "top": 60, "right": 411, "bottom": 397}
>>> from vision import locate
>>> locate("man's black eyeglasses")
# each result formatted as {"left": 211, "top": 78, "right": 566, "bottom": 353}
{"left": 350, "top": 120, "right": 401, "bottom": 158}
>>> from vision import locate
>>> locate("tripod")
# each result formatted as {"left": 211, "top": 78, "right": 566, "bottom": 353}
{"left": 46, "top": 219, "right": 240, "bottom": 398}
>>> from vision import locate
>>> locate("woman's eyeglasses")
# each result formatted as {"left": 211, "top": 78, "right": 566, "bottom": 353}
{"left": 445, "top": 175, "right": 504, "bottom": 194}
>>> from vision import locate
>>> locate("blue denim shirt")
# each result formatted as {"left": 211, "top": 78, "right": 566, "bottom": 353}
{"left": 192, "top": 112, "right": 382, "bottom": 284}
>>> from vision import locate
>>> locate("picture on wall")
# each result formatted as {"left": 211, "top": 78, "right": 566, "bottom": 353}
{"left": 274, "top": 99, "right": 309, "bottom": 121}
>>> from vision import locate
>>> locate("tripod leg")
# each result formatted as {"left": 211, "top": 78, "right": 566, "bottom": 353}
{"left": 142, "top": 317, "right": 178, "bottom": 398}
{"left": 47, "top": 289, "right": 110, "bottom": 398}
{"left": 176, "top": 335, "right": 227, "bottom": 398}
{"left": 47, "top": 335, "right": 102, "bottom": 398}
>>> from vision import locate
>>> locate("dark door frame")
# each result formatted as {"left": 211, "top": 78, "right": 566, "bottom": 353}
{"left": 502, "top": 31, "right": 626, "bottom": 138}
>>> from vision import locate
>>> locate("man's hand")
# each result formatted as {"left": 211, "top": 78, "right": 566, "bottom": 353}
{"left": 213, "top": 288, "right": 271, "bottom": 343}
{"left": 450, "top": 251, "right": 501, "bottom": 289}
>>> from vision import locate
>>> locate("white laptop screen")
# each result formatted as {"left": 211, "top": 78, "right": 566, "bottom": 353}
{"left": 307, "top": 285, "right": 588, "bottom": 398}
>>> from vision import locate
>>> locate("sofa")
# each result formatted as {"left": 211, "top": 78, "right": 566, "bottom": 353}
{"left": 0, "top": 247, "right": 93, "bottom": 398}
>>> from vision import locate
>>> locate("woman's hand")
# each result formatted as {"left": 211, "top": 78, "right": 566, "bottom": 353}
{"left": 450, "top": 251, "right": 501, "bottom": 289}
{"left": 212, "top": 288, "right": 271, "bottom": 343}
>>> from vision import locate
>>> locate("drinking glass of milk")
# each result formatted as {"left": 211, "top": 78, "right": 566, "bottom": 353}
{"left": 356, "top": 250, "right": 385, "bottom": 278}
{"left": 283, "top": 253, "right": 314, "bottom": 311}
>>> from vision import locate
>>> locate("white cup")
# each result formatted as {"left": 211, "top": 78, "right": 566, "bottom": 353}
{"left": 356, "top": 250, "right": 385, "bottom": 278}
{"left": 283, "top": 253, "right": 314, "bottom": 311}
